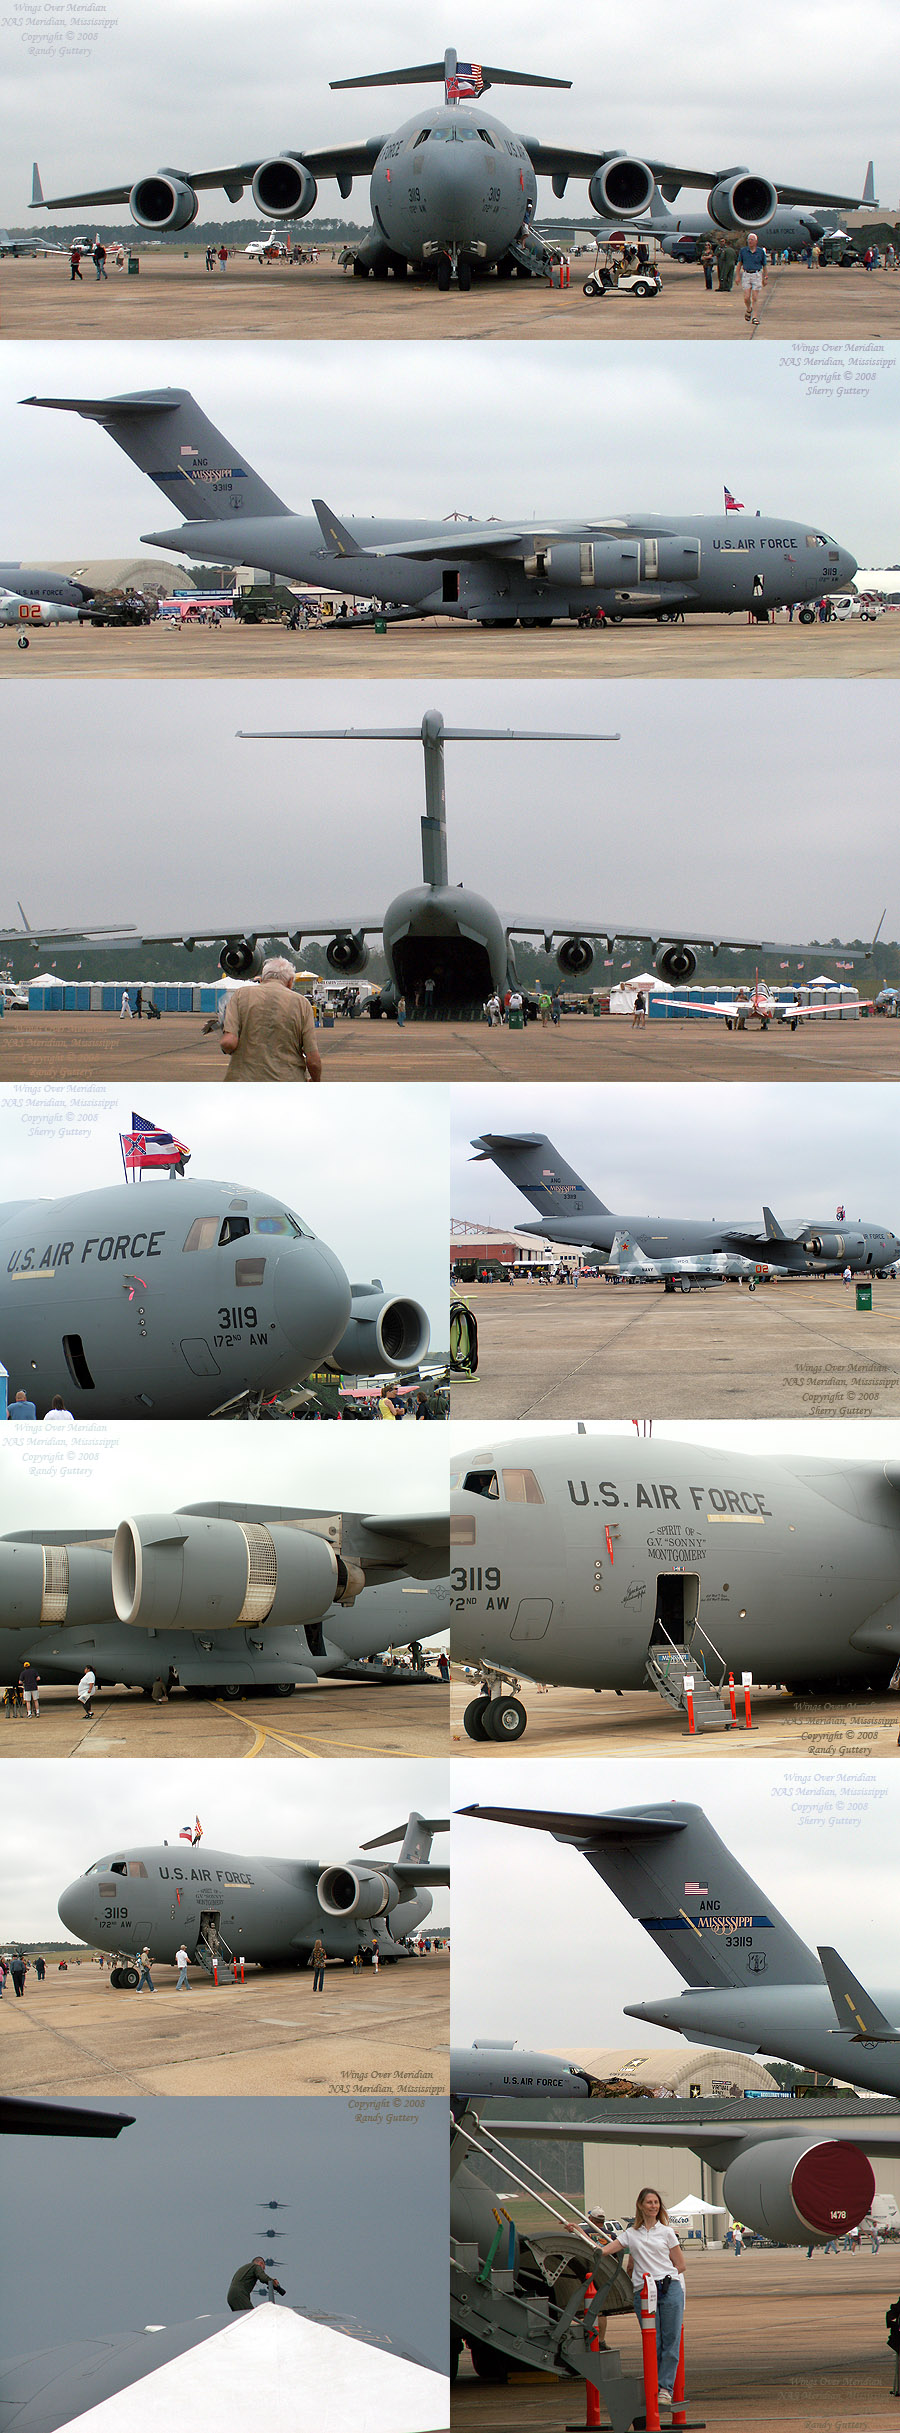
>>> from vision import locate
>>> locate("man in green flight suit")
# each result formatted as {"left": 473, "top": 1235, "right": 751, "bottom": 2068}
{"left": 227, "top": 2256, "right": 286, "bottom": 2311}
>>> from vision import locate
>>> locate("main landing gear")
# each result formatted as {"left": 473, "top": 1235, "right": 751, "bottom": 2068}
{"left": 463, "top": 1669, "right": 529, "bottom": 1741}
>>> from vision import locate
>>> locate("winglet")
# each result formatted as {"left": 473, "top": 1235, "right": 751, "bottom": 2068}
{"left": 16, "top": 901, "right": 33, "bottom": 932}
{"left": 312, "top": 498, "right": 363, "bottom": 559}
{"left": 762, "top": 1205, "right": 788, "bottom": 1240}
{"left": 31, "top": 162, "right": 44, "bottom": 208}
{"left": 870, "top": 908, "right": 886, "bottom": 955}
{"left": 819, "top": 1944, "right": 900, "bottom": 2042}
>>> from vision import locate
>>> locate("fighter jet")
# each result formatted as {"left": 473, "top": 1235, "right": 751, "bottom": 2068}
{"left": 470, "top": 1130, "right": 900, "bottom": 1276}
{"left": 23, "top": 389, "right": 858, "bottom": 625}
{"left": 450, "top": 1426, "right": 900, "bottom": 1736}
{"left": 0, "top": 1503, "right": 447, "bottom": 1697}
{"left": 0, "top": 1172, "right": 429, "bottom": 1417}
{"left": 28, "top": 46, "right": 862, "bottom": 290}
{"left": 0, "top": 584, "right": 80, "bottom": 644}
{"left": 3, "top": 712, "right": 871, "bottom": 1016}
{"left": 606, "top": 1231, "right": 776, "bottom": 1289}
{"left": 58, "top": 1810, "right": 449, "bottom": 1977}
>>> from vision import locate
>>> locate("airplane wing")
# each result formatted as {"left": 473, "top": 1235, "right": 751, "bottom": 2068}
{"left": 0, "top": 920, "right": 384, "bottom": 953}
{"left": 522, "top": 143, "right": 862, "bottom": 212}
{"left": 29, "top": 145, "right": 380, "bottom": 213}
{"left": 484, "top": 2115, "right": 900, "bottom": 2159}
{"left": 341, "top": 516, "right": 681, "bottom": 562}
{"left": 503, "top": 919, "right": 874, "bottom": 962}
{"left": 1, "top": 2095, "right": 134, "bottom": 2137}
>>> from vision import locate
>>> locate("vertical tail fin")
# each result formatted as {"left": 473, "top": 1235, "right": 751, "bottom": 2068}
{"left": 23, "top": 389, "right": 290, "bottom": 521}
{"left": 470, "top": 1132, "right": 610, "bottom": 1218}
{"left": 362, "top": 1811, "right": 449, "bottom": 1863}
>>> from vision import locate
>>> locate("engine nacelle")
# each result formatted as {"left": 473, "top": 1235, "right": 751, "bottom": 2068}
{"left": 111, "top": 1513, "right": 339, "bottom": 1631}
{"left": 219, "top": 938, "right": 263, "bottom": 979}
{"left": 801, "top": 1229, "right": 864, "bottom": 1263}
{"left": 656, "top": 944, "right": 698, "bottom": 982}
{"left": 707, "top": 172, "right": 777, "bottom": 230}
{"left": 129, "top": 173, "right": 199, "bottom": 231}
{"left": 316, "top": 1864, "right": 394, "bottom": 1919}
{"left": 588, "top": 156, "right": 655, "bottom": 218}
{"left": 556, "top": 936, "right": 595, "bottom": 977}
{"left": 332, "top": 1286, "right": 430, "bottom": 1376}
{"left": 0, "top": 1540, "right": 113, "bottom": 1627}
{"left": 325, "top": 931, "right": 369, "bottom": 976}
{"left": 251, "top": 157, "right": 318, "bottom": 218}
{"left": 723, "top": 2138, "right": 875, "bottom": 2246}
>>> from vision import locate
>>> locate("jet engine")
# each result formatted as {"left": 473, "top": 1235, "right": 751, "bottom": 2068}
{"left": 656, "top": 944, "right": 699, "bottom": 982}
{"left": 129, "top": 174, "right": 199, "bottom": 231}
{"left": 588, "top": 156, "right": 655, "bottom": 218}
{"left": 800, "top": 1228, "right": 865, "bottom": 1262}
{"left": 325, "top": 932, "right": 369, "bottom": 976}
{"left": 219, "top": 938, "right": 264, "bottom": 979}
{"left": 251, "top": 158, "right": 318, "bottom": 218}
{"left": 0, "top": 1540, "right": 113, "bottom": 1627}
{"left": 331, "top": 1285, "right": 430, "bottom": 1375}
{"left": 316, "top": 1864, "right": 393, "bottom": 1919}
{"left": 111, "top": 1512, "right": 340, "bottom": 1631}
{"left": 707, "top": 172, "right": 778, "bottom": 230}
{"left": 556, "top": 936, "right": 595, "bottom": 976}
{"left": 723, "top": 2138, "right": 875, "bottom": 2245}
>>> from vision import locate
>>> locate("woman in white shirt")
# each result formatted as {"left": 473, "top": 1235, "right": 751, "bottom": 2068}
{"left": 598, "top": 2186, "right": 686, "bottom": 2408}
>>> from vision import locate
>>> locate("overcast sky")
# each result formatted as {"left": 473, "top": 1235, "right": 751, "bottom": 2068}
{"left": 0, "top": 1081, "right": 447, "bottom": 1335}
{"left": 1, "top": 679, "right": 897, "bottom": 948}
{"left": 0, "top": 1418, "right": 445, "bottom": 1520}
{"left": 1, "top": 0, "right": 895, "bottom": 224}
{"left": 0, "top": 2097, "right": 447, "bottom": 2364}
{"left": 0, "top": 1756, "right": 450, "bottom": 1936}
{"left": 451, "top": 1757, "right": 899, "bottom": 2046}
{"left": 451, "top": 1081, "right": 900, "bottom": 1228}
{"left": 2, "top": 341, "right": 898, "bottom": 566}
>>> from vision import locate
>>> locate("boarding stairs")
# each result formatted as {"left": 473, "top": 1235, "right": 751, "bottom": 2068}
{"left": 645, "top": 1633, "right": 731, "bottom": 1732}
{"left": 194, "top": 1916, "right": 235, "bottom": 1978}
{"left": 506, "top": 227, "right": 556, "bottom": 277}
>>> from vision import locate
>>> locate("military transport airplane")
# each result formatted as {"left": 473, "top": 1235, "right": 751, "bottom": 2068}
{"left": 23, "top": 388, "right": 858, "bottom": 625}
{"left": 470, "top": 1131, "right": 900, "bottom": 1278}
{"left": 0, "top": 1503, "right": 448, "bottom": 1697}
{"left": 450, "top": 1426, "right": 900, "bottom": 1736}
{"left": 28, "top": 45, "right": 861, "bottom": 290}
{"left": 58, "top": 1810, "right": 449, "bottom": 1977}
{"left": 0, "top": 1171, "right": 429, "bottom": 1417}
{"left": 456, "top": 1800, "right": 900, "bottom": 2243}
{"left": 589, "top": 182, "right": 827, "bottom": 258}
{"left": 2, "top": 711, "right": 874, "bottom": 1014}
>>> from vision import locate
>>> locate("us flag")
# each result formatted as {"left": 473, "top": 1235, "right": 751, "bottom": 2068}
{"left": 447, "top": 61, "right": 483, "bottom": 97}
{"left": 120, "top": 1113, "right": 191, "bottom": 1174}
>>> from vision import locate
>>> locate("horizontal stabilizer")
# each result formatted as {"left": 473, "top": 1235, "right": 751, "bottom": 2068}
{"left": 362, "top": 1819, "right": 449, "bottom": 1848}
{"left": 819, "top": 1946, "right": 900, "bottom": 2042}
{"left": 331, "top": 59, "right": 571, "bottom": 91}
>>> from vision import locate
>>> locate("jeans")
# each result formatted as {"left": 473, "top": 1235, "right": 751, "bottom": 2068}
{"left": 632, "top": 2277, "right": 685, "bottom": 2393}
{"left": 312, "top": 1966, "right": 325, "bottom": 1992}
{"left": 175, "top": 1966, "right": 191, "bottom": 1990}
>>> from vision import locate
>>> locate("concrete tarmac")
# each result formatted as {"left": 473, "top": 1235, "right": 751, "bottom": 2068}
{"left": 0, "top": 1677, "right": 449, "bottom": 1760}
{"left": 450, "top": 1671, "right": 900, "bottom": 1758}
{"left": 0, "top": 1948, "right": 449, "bottom": 2098}
{"left": 4, "top": 1011, "right": 899, "bottom": 1085}
{"left": 2, "top": 615, "right": 895, "bottom": 680}
{"left": 4, "top": 250, "right": 899, "bottom": 342}
{"left": 448, "top": 1277, "right": 900, "bottom": 1418}
{"left": 452, "top": 2246, "right": 900, "bottom": 2433}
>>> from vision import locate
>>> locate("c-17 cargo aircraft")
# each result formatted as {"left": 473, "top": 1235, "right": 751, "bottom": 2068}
{"left": 0, "top": 712, "right": 875, "bottom": 1016}
{"left": 471, "top": 1130, "right": 900, "bottom": 1279}
{"left": 28, "top": 45, "right": 862, "bottom": 290}
{"left": 451, "top": 1427, "right": 900, "bottom": 1736}
{"left": 0, "top": 1502, "right": 448, "bottom": 1698}
{"left": 0, "top": 1171, "right": 429, "bottom": 1417}
{"left": 457, "top": 1800, "right": 900, "bottom": 2243}
{"left": 58, "top": 1810, "right": 448, "bottom": 1980}
{"left": 23, "top": 388, "right": 858, "bottom": 625}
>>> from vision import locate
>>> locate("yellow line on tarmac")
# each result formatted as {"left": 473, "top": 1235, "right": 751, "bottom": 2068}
{"left": 211, "top": 1705, "right": 389, "bottom": 1759}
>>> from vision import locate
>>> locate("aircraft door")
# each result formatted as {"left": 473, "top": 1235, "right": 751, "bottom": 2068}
{"left": 649, "top": 1573, "right": 700, "bottom": 1648}
{"left": 180, "top": 1338, "right": 222, "bottom": 1376}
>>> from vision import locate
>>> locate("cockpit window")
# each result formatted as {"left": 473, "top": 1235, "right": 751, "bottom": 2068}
{"left": 255, "top": 1214, "right": 295, "bottom": 1235}
{"left": 183, "top": 1218, "right": 219, "bottom": 1251}
{"left": 127, "top": 1860, "right": 148, "bottom": 1878}
{"left": 502, "top": 1468, "right": 544, "bottom": 1504}
{"left": 463, "top": 1468, "right": 499, "bottom": 1497}
{"left": 413, "top": 128, "right": 430, "bottom": 147}
{"left": 478, "top": 128, "right": 495, "bottom": 146}
{"left": 806, "top": 532, "right": 830, "bottom": 547}
{"left": 219, "top": 1216, "right": 251, "bottom": 1245}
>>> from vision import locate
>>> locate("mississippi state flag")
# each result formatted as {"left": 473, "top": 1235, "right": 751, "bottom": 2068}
{"left": 724, "top": 486, "right": 745, "bottom": 512}
{"left": 121, "top": 1112, "right": 190, "bottom": 1172}
{"left": 447, "top": 60, "right": 483, "bottom": 98}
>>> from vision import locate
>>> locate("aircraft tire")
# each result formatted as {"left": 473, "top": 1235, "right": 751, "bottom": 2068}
{"left": 110, "top": 1965, "right": 140, "bottom": 1990}
{"left": 748, "top": 1279, "right": 756, "bottom": 1291}
{"left": 221, "top": 1683, "right": 244, "bottom": 1699}
{"left": 799, "top": 606, "right": 816, "bottom": 623}
{"left": 17, "top": 634, "right": 29, "bottom": 649}
{"left": 463, "top": 1696, "right": 492, "bottom": 1740}
{"left": 485, "top": 1694, "right": 527, "bottom": 1741}
{"left": 352, "top": 257, "right": 370, "bottom": 278}
{"left": 458, "top": 258, "right": 472, "bottom": 291}
{"left": 676, "top": 1280, "right": 692, "bottom": 1293}
{"left": 273, "top": 1681, "right": 295, "bottom": 1696}
{"left": 437, "top": 256, "right": 452, "bottom": 292}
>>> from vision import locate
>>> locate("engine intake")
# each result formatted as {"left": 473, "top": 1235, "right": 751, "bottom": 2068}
{"left": 723, "top": 2138, "right": 875, "bottom": 2245}
{"left": 801, "top": 1230, "right": 863, "bottom": 1263}
{"left": 251, "top": 158, "right": 318, "bottom": 218}
{"left": 332, "top": 1287, "right": 429, "bottom": 1376}
{"left": 317, "top": 1864, "right": 393, "bottom": 1919}
{"left": 0, "top": 1540, "right": 113, "bottom": 1627}
{"left": 111, "top": 1513, "right": 339, "bottom": 1631}
{"left": 219, "top": 939, "right": 263, "bottom": 979}
{"left": 656, "top": 944, "right": 698, "bottom": 982}
{"left": 708, "top": 172, "right": 777, "bottom": 231}
{"left": 556, "top": 936, "right": 594, "bottom": 976}
{"left": 129, "top": 174, "right": 199, "bottom": 231}
{"left": 326, "top": 932, "right": 369, "bottom": 976}
{"left": 588, "top": 156, "right": 655, "bottom": 219}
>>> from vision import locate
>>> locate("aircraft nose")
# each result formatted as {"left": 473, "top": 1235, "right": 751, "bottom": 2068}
{"left": 274, "top": 1239, "right": 352, "bottom": 1371}
{"left": 421, "top": 149, "right": 497, "bottom": 242}
{"left": 58, "top": 1877, "right": 91, "bottom": 1938}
